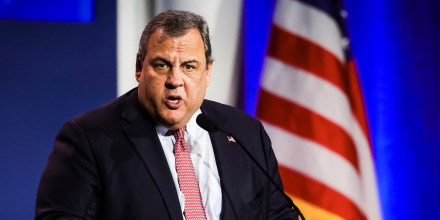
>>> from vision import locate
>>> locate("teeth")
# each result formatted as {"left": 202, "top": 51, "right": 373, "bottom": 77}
{"left": 169, "top": 99, "right": 179, "bottom": 103}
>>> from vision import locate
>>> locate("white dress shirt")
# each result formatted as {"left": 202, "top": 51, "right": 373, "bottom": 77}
{"left": 156, "top": 109, "right": 222, "bottom": 220}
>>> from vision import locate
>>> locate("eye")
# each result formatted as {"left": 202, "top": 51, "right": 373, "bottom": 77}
{"left": 184, "top": 64, "right": 196, "bottom": 70}
{"left": 153, "top": 62, "right": 169, "bottom": 71}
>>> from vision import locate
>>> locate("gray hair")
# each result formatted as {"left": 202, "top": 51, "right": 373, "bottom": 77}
{"left": 136, "top": 10, "right": 213, "bottom": 72}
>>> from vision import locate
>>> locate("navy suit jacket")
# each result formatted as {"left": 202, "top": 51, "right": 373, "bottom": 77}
{"left": 35, "top": 88, "right": 298, "bottom": 220}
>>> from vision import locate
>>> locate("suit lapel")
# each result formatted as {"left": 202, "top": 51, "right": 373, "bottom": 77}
{"left": 122, "top": 91, "right": 183, "bottom": 220}
{"left": 209, "top": 130, "right": 244, "bottom": 219}
{"left": 201, "top": 101, "right": 244, "bottom": 219}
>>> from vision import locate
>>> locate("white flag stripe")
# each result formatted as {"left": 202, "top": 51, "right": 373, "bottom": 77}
{"left": 355, "top": 131, "right": 382, "bottom": 220}
{"left": 262, "top": 57, "right": 353, "bottom": 135}
{"left": 262, "top": 58, "right": 381, "bottom": 219}
{"left": 273, "top": 0, "right": 345, "bottom": 62}
{"left": 264, "top": 0, "right": 383, "bottom": 219}
{"left": 262, "top": 121, "right": 365, "bottom": 212}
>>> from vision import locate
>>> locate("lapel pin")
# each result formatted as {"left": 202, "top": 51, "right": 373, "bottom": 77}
{"left": 227, "top": 136, "right": 236, "bottom": 143}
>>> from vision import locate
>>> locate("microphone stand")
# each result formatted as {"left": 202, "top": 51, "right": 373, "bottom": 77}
{"left": 196, "top": 114, "right": 306, "bottom": 220}
{"left": 221, "top": 131, "right": 306, "bottom": 220}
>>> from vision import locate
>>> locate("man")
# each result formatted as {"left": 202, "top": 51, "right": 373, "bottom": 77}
{"left": 36, "top": 10, "right": 299, "bottom": 220}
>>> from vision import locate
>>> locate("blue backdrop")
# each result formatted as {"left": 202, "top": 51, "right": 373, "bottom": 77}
{"left": 0, "top": 0, "right": 439, "bottom": 219}
{"left": 345, "top": 0, "right": 440, "bottom": 219}
{"left": 0, "top": 0, "right": 93, "bottom": 22}
{"left": 0, "top": 0, "right": 115, "bottom": 219}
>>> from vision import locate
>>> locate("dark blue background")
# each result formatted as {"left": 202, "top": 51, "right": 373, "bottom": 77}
{"left": 345, "top": 1, "right": 440, "bottom": 218}
{"left": 0, "top": 0, "right": 115, "bottom": 219}
{"left": 0, "top": 0, "right": 439, "bottom": 219}
{"left": 0, "top": 0, "right": 93, "bottom": 22}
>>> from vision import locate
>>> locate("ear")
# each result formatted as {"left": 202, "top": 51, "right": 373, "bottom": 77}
{"left": 136, "top": 52, "right": 143, "bottom": 72}
{"left": 135, "top": 71, "right": 141, "bottom": 82}
{"left": 135, "top": 53, "right": 143, "bottom": 82}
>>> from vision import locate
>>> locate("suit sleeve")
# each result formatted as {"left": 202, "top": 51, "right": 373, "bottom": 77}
{"left": 35, "top": 119, "right": 100, "bottom": 220}
{"left": 259, "top": 121, "right": 300, "bottom": 220}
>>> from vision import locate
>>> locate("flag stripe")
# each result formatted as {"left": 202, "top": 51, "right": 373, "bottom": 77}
{"left": 259, "top": 59, "right": 378, "bottom": 214}
{"left": 261, "top": 57, "right": 367, "bottom": 150}
{"left": 257, "top": 89, "right": 360, "bottom": 171}
{"left": 258, "top": 0, "right": 382, "bottom": 219}
{"left": 268, "top": 25, "right": 345, "bottom": 94}
{"left": 279, "top": 165, "right": 367, "bottom": 220}
{"left": 267, "top": 25, "right": 370, "bottom": 142}
{"left": 273, "top": 0, "right": 345, "bottom": 62}
{"left": 262, "top": 122, "right": 363, "bottom": 208}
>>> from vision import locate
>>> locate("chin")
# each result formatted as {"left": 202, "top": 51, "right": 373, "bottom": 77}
{"left": 159, "top": 113, "right": 185, "bottom": 128}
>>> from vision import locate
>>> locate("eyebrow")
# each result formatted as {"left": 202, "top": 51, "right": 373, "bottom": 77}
{"left": 181, "top": 59, "right": 199, "bottom": 66}
{"left": 149, "top": 57, "right": 171, "bottom": 66}
{"left": 149, "top": 57, "right": 199, "bottom": 66}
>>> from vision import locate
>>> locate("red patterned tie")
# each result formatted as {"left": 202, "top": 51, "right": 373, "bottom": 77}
{"left": 174, "top": 127, "right": 207, "bottom": 220}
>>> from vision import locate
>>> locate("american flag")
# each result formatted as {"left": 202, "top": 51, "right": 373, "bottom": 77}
{"left": 256, "top": 0, "right": 381, "bottom": 219}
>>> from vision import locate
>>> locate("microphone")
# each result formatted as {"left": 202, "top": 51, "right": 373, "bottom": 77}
{"left": 196, "top": 114, "right": 219, "bottom": 132}
{"left": 196, "top": 114, "right": 305, "bottom": 220}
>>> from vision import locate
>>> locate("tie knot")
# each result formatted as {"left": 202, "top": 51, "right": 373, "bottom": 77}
{"left": 173, "top": 126, "right": 186, "bottom": 141}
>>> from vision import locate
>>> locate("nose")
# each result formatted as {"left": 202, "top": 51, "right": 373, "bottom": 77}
{"left": 165, "top": 67, "right": 184, "bottom": 89}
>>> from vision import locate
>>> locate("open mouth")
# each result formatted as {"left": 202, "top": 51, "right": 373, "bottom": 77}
{"left": 165, "top": 96, "right": 182, "bottom": 109}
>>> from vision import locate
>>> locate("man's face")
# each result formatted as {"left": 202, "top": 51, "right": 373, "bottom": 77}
{"left": 136, "top": 28, "right": 212, "bottom": 130}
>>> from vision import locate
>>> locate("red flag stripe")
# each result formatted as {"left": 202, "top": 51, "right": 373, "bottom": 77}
{"left": 263, "top": 121, "right": 364, "bottom": 206}
{"left": 273, "top": 0, "right": 345, "bottom": 62}
{"left": 261, "top": 56, "right": 364, "bottom": 142}
{"left": 279, "top": 165, "right": 367, "bottom": 220}
{"left": 267, "top": 25, "right": 370, "bottom": 143}
{"left": 267, "top": 25, "right": 345, "bottom": 90}
{"left": 259, "top": 0, "right": 382, "bottom": 218}
{"left": 257, "top": 89, "right": 360, "bottom": 171}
